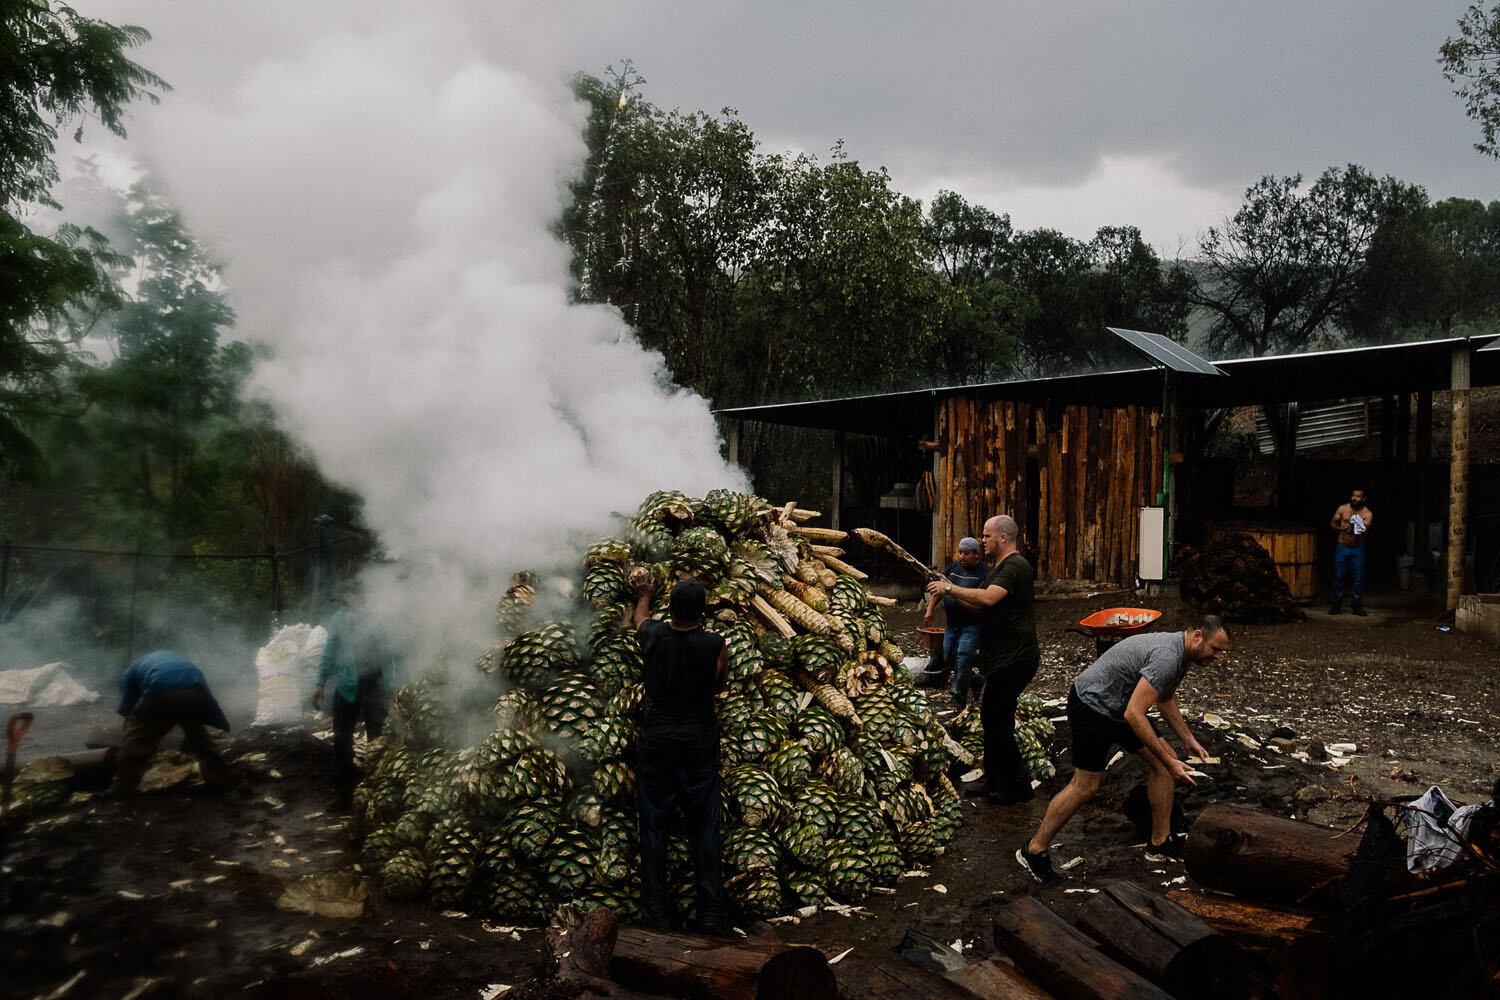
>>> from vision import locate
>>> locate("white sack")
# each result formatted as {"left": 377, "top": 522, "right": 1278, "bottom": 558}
{"left": 0, "top": 662, "right": 101, "bottom": 707}
{"left": 252, "top": 624, "right": 328, "bottom": 726}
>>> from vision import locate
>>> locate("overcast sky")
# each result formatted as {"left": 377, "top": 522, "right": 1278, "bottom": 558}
{"left": 83, "top": 0, "right": 1500, "bottom": 256}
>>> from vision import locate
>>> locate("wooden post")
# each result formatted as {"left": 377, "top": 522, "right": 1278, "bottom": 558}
{"left": 1447, "top": 344, "right": 1471, "bottom": 611}
{"left": 831, "top": 430, "right": 844, "bottom": 532}
{"left": 931, "top": 398, "right": 944, "bottom": 572}
{"left": 727, "top": 417, "right": 742, "bottom": 467}
{"left": 1415, "top": 388, "right": 1432, "bottom": 562}
{"left": 1395, "top": 391, "right": 1410, "bottom": 556}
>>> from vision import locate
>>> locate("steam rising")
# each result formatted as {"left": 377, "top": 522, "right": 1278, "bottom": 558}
{"left": 107, "top": 6, "right": 745, "bottom": 666}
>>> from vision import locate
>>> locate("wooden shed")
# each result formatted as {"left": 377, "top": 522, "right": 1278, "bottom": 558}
{"left": 719, "top": 336, "right": 1500, "bottom": 604}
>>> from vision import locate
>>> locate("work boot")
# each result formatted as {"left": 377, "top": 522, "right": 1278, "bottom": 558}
{"left": 1327, "top": 602, "right": 1341, "bottom": 615}
{"left": 1351, "top": 605, "right": 1367, "bottom": 617}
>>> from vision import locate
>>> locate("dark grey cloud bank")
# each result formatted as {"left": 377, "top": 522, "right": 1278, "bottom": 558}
{"left": 562, "top": 1, "right": 1495, "bottom": 245}
{"left": 89, "top": 1, "right": 1494, "bottom": 244}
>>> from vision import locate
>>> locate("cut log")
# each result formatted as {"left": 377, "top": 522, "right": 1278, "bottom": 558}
{"left": 1185, "top": 805, "right": 1359, "bottom": 906}
{"left": 788, "top": 507, "right": 821, "bottom": 522}
{"left": 1075, "top": 882, "right": 1249, "bottom": 999}
{"left": 807, "top": 544, "right": 846, "bottom": 558}
{"left": 821, "top": 946, "right": 987, "bottom": 1000}
{"left": 609, "top": 926, "right": 835, "bottom": 1000}
{"left": 947, "top": 958, "right": 1056, "bottom": 999}
{"left": 992, "top": 895, "right": 1176, "bottom": 1000}
{"left": 1164, "top": 889, "right": 1319, "bottom": 948}
{"left": 852, "top": 527, "right": 942, "bottom": 583}
{"left": 866, "top": 594, "right": 897, "bottom": 606}
{"left": 546, "top": 905, "right": 619, "bottom": 978}
{"left": 541, "top": 908, "right": 672, "bottom": 999}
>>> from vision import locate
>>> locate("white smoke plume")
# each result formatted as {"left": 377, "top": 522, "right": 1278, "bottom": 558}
{"left": 88, "top": 3, "right": 746, "bottom": 668}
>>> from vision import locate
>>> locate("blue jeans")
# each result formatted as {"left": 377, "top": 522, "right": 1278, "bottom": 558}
{"left": 945, "top": 623, "right": 981, "bottom": 705}
{"left": 1332, "top": 544, "right": 1366, "bottom": 607}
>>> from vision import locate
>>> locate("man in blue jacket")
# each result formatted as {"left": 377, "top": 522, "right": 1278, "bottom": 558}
{"left": 108, "top": 650, "right": 232, "bottom": 797}
{"left": 312, "top": 598, "right": 392, "bottom": 802}
{"left": 923, "top": 535, "right": 989, "bottom": 708}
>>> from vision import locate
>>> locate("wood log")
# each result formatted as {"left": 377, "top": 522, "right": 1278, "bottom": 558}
{"left": 947, "top": 958, "right": 1056, "bottom": 999}
{"left": 815, "top": 552, "right": 868, "bottom": 581}
{"left": 851, "top": 527, "right": 942, "bottom": 582}
{"left": 1075, "top": 881, "right": 1249, "bottom": 999}
{"left": 788, "top": 507, "right": 821, "bottom": 522}
{"left": 821, "top": 945, "right": 985, "bottom": 1000}
{"left": 807, "top": 544, "right": 845, "bottom": 558}
{"left": 541, "top": 908, "right": 674, "bottom": 999}
{"left": 609, "top": 925, "right": 835, "bottom": 1000}
{"left": 1185, "top": 805, "right": 1359, "bottom": 906}
{"left": 1164, "top": 889, "right": 1319, "bottom": 948}
{"left": 866, "top": 594, "right": 897, "bottom": 606}
{"left": 992, "top": 895, "right": 1176, "bottom": 1000}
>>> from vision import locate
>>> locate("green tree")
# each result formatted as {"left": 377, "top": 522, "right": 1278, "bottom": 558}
{"left": 1, "top": 1, "right": 166, "bottom": 478}
{"left": 1183, "top": 165, "right": 1413, "bottom": 357}
{"left": 919, "top": 191, "right": 1020, "bottom": 384}
{"left": 1442, "top": 2, "right": 1500, "bottom": 158}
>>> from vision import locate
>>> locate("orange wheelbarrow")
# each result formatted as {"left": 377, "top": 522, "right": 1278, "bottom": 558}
{"left": 1071, "top": 607, "right": 1161, "bottom": 655}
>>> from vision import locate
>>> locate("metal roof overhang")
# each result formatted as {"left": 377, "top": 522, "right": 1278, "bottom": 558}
{"left": 716, "top": 337, "right": 1500, "bottom": 434}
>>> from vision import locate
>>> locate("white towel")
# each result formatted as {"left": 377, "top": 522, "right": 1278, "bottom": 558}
{"left": 1349, "top": 512, "right": 1366, "bottom": 535}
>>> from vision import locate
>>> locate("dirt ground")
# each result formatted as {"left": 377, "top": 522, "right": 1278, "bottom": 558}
{"left": 3, "top": 587, "right": 1496, "bottom": 999}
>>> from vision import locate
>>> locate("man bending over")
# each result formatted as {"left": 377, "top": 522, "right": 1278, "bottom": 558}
{"left": 1016, "top": 615, "right": 1229, "bottom": 883}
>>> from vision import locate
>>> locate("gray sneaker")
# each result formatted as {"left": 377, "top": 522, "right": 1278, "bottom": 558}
{"left": 1016, "top": 844, "right": 1061, "bottom": 884}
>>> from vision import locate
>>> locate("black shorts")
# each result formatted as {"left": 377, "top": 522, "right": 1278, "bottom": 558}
{"left": 1067, "top": 685, "right": 1153, "bottom": 772}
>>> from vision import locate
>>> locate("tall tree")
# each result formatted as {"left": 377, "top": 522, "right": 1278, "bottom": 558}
{"left": 0, "top": 1, "right": 166, "bottom": 478}
{"left": 1442, "top": 2, "right": 1500, "bottom": 158}
{"left": 1183, "top": 166, "right": 1414, "bottom": 357}
{"left": 918, "top": 191, "right": 1019, "bottom": 384}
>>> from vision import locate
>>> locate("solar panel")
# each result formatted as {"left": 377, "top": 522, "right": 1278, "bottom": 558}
{"left": 1108, "top": 327, "right": 1225, "bottom": 376}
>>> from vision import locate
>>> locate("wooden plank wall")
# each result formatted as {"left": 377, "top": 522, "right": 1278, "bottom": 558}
{"left": 936, "top": 398, "right": 1163, "bottom": 583}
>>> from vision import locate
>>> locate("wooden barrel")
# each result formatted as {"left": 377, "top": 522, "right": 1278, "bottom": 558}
{"left": 1208, "top": 523, "right": 1318, "bottom": 604}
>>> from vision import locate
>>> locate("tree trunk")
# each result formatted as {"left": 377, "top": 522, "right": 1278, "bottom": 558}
{"left": 946, "top": 958, "right": 1056, "bottom": 1000}
{"left": 991, "top": 895, "right": 1176, "bottom": 1000}
{"left": 1184, "top": 805, "right": 1359, "bottom": 906}
{"left": 1075, "top": 882, "right": 1249, "bottom": 1000}
{"left": 823, "top": 946, "right": 989, "bottom": 1000}
{"left": 608, "top": 926, "right": 835, "bottom": 1000}
{"left": 1163, "top": 889, "right": 1319, "bottom": 948}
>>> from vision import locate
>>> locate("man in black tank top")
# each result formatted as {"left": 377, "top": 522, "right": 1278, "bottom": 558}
{"left": 631, "top": 572, "right": 729, "bottom": 932}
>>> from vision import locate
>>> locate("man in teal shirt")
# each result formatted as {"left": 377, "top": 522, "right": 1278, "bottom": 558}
{"left": 312, "top": 599, "right": 392, "bottom": 802}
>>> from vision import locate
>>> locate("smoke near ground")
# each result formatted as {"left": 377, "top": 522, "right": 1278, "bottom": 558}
{"left": 64, "top": 2, "right": 746, "bottom": 673}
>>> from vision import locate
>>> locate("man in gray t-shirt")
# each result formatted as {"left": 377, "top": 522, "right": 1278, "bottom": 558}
{"left": 1015, "top": 616, "right": 1230, "bottom": 884}
{"left": 1074, "top": 631, "right": 1190, "bottom": 723}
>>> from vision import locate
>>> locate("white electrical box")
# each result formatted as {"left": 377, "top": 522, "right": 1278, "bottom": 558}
{"left": 1139, "top": 507, "right": 1165, "bottom": 581}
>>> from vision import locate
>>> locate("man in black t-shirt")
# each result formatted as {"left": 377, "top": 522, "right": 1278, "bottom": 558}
{"left": 631, "top": 570, "right": 729, "bottom": 933}
{"left": 926, "top": 514, "right": 1038, "bottom": 805}
{"left": 923, "top": 535, "right": 990, "bottom": 708}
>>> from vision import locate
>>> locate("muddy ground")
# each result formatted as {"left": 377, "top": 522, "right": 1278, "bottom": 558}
{"left": 3, "top": 588, "right": 1496, "bottom": 999}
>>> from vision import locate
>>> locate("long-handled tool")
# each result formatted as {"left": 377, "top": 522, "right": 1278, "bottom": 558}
{"left": 1, "top": 712, "right": 35, "bottom": 858}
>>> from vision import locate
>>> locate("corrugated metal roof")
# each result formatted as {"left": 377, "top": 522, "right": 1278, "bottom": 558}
{"left": 715, "top": 336, "right": 1500, "bottom": 434}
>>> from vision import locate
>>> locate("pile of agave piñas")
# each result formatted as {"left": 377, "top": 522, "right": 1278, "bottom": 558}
{"left": 350, "top": 489, "right": 1032, "bottom": 923}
